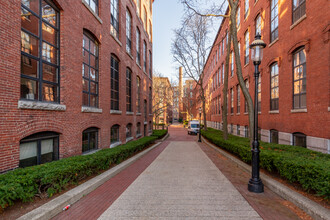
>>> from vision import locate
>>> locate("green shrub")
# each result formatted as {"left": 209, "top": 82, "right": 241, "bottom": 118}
{"left": 202, "top": 128, "right": 330, "bottom": 199}
{"left": 0, "top": 136, "right": 158, "bottom": 209}
{"left": 151, "top": 129, "right": 168, "bottom": 139}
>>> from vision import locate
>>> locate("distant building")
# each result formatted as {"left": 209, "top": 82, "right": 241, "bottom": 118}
{"left": 182, "top": 80, "right": 196, "bottom": 121}
{"left": 0, "top": 0, "right": 154, "bottom": 172}
{"left": 196, "top": 0, "right": 329, "bottom": 153}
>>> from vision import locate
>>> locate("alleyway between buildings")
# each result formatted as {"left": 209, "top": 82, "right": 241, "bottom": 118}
{"left": 52, "top": 124, "right": 310, "bottom": 220}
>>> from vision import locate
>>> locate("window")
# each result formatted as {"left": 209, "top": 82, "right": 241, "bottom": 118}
{"left": 149, "top": 20, "right": 152, "bottom": 40}
{"left": 236, "top": 7, "right": 240, "bottom": 28}
{"left": 244, "top": 126, "right": 249, "bottom": 138}
{"left": 218, "top": 96, "right": 221, "bottom": 114}
{"left": 293, "top": 132, "right": 306, "bottom": 148}
{"left": 244, "top": 79, "right": 249, "bottom": 112}
{"left": 136, "top": 122, "right": 141, "bottom": 135}
{"left": 126, "top": 10, "right": 132, "bottom": 54}
{"left": 244, "top": 31, "right": 249, "bottom": 65}
{"left": 149, "top": 51, "right": 152, "bottom": 77}
{"left": 144, "top": 99, "right": 147, "bottom": 121}
{"left": 136, "top": 77, "right": 141, "bottom": 112}
{"left": 237, "top": 125, "right": 240, "bottom": 136}
{"left": 136, "top": 28, "right": 141, "bottom": 65}
{"left": 82, "top": 128, "right": 98, "bottom": 153}
{"left": 111, "top": 55, "right": 119, "bottom": 110}
{"left": 20, "top": 1, "right": 60, "bottom": 102}
{"left": 111, "top": 124, "right": 120, "bottom": 143}
{"left": 149, "top": 121, "right": 152, "bottom": 132}
{"left": 110, "top": 0, "right": 119, "bottom": 38}
{"left": 82, "top": 32, "right": 99, "bottom": 107}
{"left": 226, "top": 31, "right": 228, "bottom": 46}
{"left": 293, "top": 48, "right": 306, "bottom": 109}
{"left": 293, "top": 0, "right": 306, "bottom": 23}
{"left": 126, "top": 123, "right": 132, "bottom": 138}
{"left": 244, "top": 0, "right": 249, "bottom": 19}
{"left": 126, "top": 68, "right": 132, "bottom": 112}
{"left": 230, "top": 124, "right": 233, "bottom": 134}
{"left": 222, "top": 63, "right": 224, "bottom": 83}
{"left": 19, "top": 132, "right": 59, "bottom": 168}
{"left": 270, "top": 129, "right": 279, "bottom": 144}
{"left": 231, "top": 51, "right": 234, "bottom": 77}
{"left": 143, "top": 41, "right": 147, "bottom": 72}
{"left": 237, "top": 85, "right": 240, "bottom": 113}
{"left": 255, "top": 14, "right": 261, "bottom": 35}
{"left": 136, "top": 0, "right": 140, "bottom": 16}
{"left": 222, "top": 39, "right": 224, "bottom": 54}
{"left": 258, "top": 76, "right": 261, "bottom": 111}
{"left": 84, "top": 0, "right": 98, "bottom": 14}
{"left": 149, "top": 87, "right": 152, "bottom": 114}
{"left": 270, "top": 0, "right": 278, "bottom": 42}
{"left": 270, "top": 63, "right": 279, "bottom": 110}
{"left": 230, "top": 88, "right": 234, "bottom": 113}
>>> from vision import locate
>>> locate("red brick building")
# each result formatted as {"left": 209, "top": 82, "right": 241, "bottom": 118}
{"left": 0, "top": 0, "right": 153, "bottom": 172}
{"left": 197, "top": 0, "right": 329, "bottom": 153}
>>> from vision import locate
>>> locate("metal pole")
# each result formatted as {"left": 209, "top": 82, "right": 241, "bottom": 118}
{"left": 248, "top": 61, "right": 264, "bottom": 193}
{"left": 198, "top": 111, "right": 202, "bottom": 142}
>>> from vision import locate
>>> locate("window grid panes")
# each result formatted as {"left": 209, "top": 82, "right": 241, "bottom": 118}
{"left": 136, "top": 77, "right": 141, "bottom": 112}
{"left": 144, "top": 100, "right": 147, "bottom": 121}
{"left": 21, "top": 0, "right": 60, "bottom": 103}
{"left": 270, "top": 129, "right": 279, "bottom": 144}
{"left": 136, "top": 28, "right": 141, "bottom": 65}
{"left": 255, "top": 14, "right": 261, "bottom": 35}
{"left": 84, "top": 0, "right": 98, "bottom": 14}
{"left": 110, "top": 0, "right": 119, "bottom": 38}
{"left": 293, "top": 48, "right": 306, "bottom": 109}
{"left": 149, "top": 51, "right": 152, "bottom": 77}
{"left": 270, "top": 63, "right": 279, "bottom": 110}
{"left": 126, "top": 10, "right": 132, "bottom": 54}
{"left": 19, "top": 132, "right": 59, "bottom": 168}
{"left": 270, "top": 0, "right": 278, "bottom": 42}
{"left": 82, "top": 33, "right": 99, "bottom": 107}
{"left": 126, "top": 124, "right": 132, "bottom": 138}
{"left": 244, "top": 31, "right": 249, "bottom": 65}
{"left": 245, "top": 0, "right": 249, "bottom": 19}
{"left": 293, "top": 0, "right": 306, "bottom": 23}
{"left": 149, "top": 87, "right": 152, "bottom": 114}
{"left": 143, "top": 41, "right": 147, "bottom": 72}
{"left": 82, "top": 128, "right": 98, "bottom": 153}
{"left": 244, "top": 79, "right": 249, "bottom": 112}
{"left": 126, "top": 68, "right": 132, "bottom": 112}
{"left": 136, "top": 122, "right": 141, "bottom": 135}
{"left": 111, "top": 56, "right": 119, "bottom": 110}
{"left": 237, "top": 86, "right": 240, "bottom": 113}
{"left": 293, "top": 132, "right": 306, "bottom": 148}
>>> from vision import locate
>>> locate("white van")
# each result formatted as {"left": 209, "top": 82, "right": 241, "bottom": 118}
{"left": 187, "top": 120, "right": 200, "bottom": 135}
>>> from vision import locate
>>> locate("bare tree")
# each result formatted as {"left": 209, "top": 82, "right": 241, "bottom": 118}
{"left": 171, "top": 14, "right": 211, "bottom": 130}
{"left": 152, "top": 72, "right": 173, "bottom": 128}
{"left": 181, "top": 0, "right": 255, "bottom": 141}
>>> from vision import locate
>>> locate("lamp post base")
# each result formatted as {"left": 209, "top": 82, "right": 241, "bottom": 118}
{"left": 248, "top": 178, "right": 264, "bottom": 193}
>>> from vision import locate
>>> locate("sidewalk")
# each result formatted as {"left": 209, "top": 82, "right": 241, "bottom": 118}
{"left": 98, "top": 141, "right": 261, "bottom": 219}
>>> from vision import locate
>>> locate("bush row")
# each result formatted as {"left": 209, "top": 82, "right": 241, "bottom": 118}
{"left": 201, "top": 128, "right": 330, "bottom": 199}
{"left": 0, "top": 130, "right": 167, "bottom": 209}
{"left": 151, "top": 129, "right": 168, "bottom": 139}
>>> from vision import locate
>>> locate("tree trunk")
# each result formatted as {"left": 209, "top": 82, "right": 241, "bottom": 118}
{"left": 222, "top": 18, "right": 232, "bottom": 140}
{"left": 229, "top": 1, "right": 254, "bottom": 142}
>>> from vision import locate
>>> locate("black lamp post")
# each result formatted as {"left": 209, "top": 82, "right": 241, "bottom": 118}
{"left": 198, "top": 107, "right": 202, "bottom": 142}
{"left": 248, "top": 33, "right": 266, "bottom": 193}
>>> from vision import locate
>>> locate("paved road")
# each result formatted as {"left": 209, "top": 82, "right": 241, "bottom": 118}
{"left": 53, "top": 124, "right": 309, "bottom": 220}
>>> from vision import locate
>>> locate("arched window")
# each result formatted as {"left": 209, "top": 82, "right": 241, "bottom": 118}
{"left": 270, "top": 0, "right": 278, "bottom": 42}
{"left": 82, "top": 31, "right": 99, "bottom": 107}
{"left": 136, "top": 76, "right": 141, "bottom": 113}
{"left": 293, "top": 132, "right": 306, "bottom": 148}
{"left": 21, "top": 1, "right": 60, "bottom": 102}
{"left": 82, "top": 127, "right": 98, "bottom": 153}
{"left": 126, "top": 68, "right": 132, "bottom": 112}
{"left": 136, "top": 122, "right": 141, "bottom": 135}
{"left": 111, "top": 124, "right": 120, "bottom": 143}
{"left": 136, "top": 28, "right": 141, "bottom": 64}
{"left": 143, "top": 41, "right": 147, "bottom": 72}
{"left": 111, "top": 0, "right": 119, "bottom": 38}
{"left": 126, "top": 123, "right": 132, "bottom": 138}
{"left": 270, "top": 62, "right": 279, "bottom": 110}
{"left": 270, "top": 129, "right": 279, "bottom": 144}
{"left": 255, "top": 14, "right": 261, "bottom": 35}
{"left": 19, "top": 131, "right": 59, "bottom": 168}
{"left": 126, "top": 9, "right": 132, "bottom": 54}
{"left": 244, "top": 31, "right": 249, "bottom": 65}
{"left": 293, "top": 47, "right": 306, "bottom": 109}
{"left": 111, "top": 55, "right": 120, "bottom": 110}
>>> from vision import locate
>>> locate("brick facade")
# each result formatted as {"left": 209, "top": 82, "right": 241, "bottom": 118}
{"left": 0, "top": 0, "right": 153, "bottom": 172}
{"left": 197, "top": 0, "right": 329, "bottom": 153}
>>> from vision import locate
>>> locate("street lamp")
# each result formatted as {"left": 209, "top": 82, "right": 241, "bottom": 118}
{"left": 198, "top": 107, "right": 202, "bottom": 142}
{"left": 248, "top": 33, "right": 266, "bottom": 193}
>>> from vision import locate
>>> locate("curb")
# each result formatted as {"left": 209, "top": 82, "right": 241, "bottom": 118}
{"left": 18, "top": 141, "right": 163, "bottom": 220}
{"left": 202, "top": 136, "right": 330, "bottom": 220}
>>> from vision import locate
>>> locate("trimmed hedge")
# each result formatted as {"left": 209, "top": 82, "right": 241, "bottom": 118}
{"left": 0, "top": 133, "right": 164, "bottom": 209}
{"left": 151, "top": 129, "right": 168, "bottom": 139}
{"left": 202, "top": 128, "right": 330, "bottom": 199}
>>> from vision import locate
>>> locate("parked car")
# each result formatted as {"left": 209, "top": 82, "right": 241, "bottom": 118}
{"left": 187, "top": 120, "right": 200, "bottom": 135}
